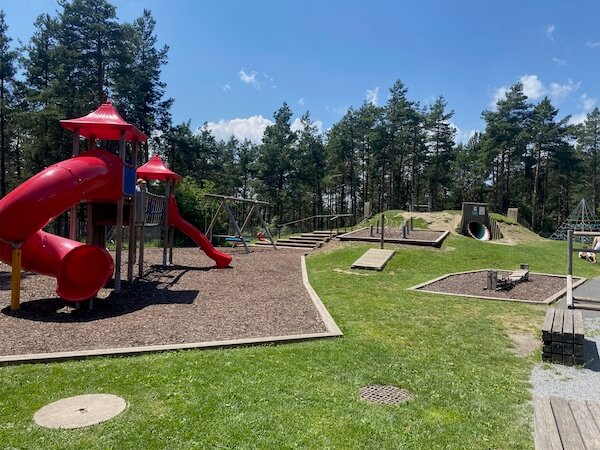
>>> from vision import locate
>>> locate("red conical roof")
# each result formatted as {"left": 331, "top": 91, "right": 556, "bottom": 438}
{"left": 136, "top": 155, "right": 182, "bottom": 181}
{"left": 60, "top": 101, "right": 148, "bottom": 142}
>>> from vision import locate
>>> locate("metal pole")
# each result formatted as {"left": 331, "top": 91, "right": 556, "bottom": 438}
{"left": 137, "top": 181, "right": 147, "bottom": 278}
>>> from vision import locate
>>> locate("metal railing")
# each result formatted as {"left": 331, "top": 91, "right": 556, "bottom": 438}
{"left": 277, "top": 214, "right": 354, "bottom": 237}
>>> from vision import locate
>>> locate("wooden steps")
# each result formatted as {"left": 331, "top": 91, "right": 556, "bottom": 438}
{"left": 254, "top": 229, "right": 338, "bottom": 250}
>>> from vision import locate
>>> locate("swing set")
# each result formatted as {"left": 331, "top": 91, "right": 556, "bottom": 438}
{"left": 204, "top": 194, "right": 277, "bottom": 253}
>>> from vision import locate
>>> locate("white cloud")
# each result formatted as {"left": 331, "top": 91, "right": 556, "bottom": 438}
{"left": 520, "top": 75, "right": 545, "bottom": 99}
{"left": 586, "top": 41, "right": 600, "bottom": 48}
{"left": 238, "top": 68, "right": 276, "bottom": 90}
{"left": 552, "top": 57, "right": 567, "bottom": 66}
{"left": 546, "top": 25, "right": 555, "bottom": 41}
{"left": 491, "top": 86, "right": 509, "bottom": 106}
{"left": 297, "top": 98, "right": 305, "bottom": 106}
{"left": 205, "top": 115, "right": 273, "bottom": 144}
{"left": 581, "top": 93, "right": 597, "bottom": 111}
{"left": 491, "top": 75, "right": 580, "bottom": 106}
{"left": 452, "top": 124, "right": 478, "bottom": 144}
{"left": 290, "top": 117, "right": 324, "bottom": 134}
{"left": 549, "top": 79, "right": 580, "bottom": 100}
{"left": 568, "top": 113, "right": 588, "bottom": 126}
{"left": 366, "top": 87, "right": 379, "bottom": 106}
{"left": 222, "top": 84, "right": 231, "bottom": 92}
{"left": 239, "top": 68, "right": 258, "bottom": 86}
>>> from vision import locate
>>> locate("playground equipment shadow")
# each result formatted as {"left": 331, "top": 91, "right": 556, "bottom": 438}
{"left": 0, "top": 247, "right": 336, "bottom": 361}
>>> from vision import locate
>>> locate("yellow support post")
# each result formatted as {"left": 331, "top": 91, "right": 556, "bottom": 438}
{"left": 11, "top": 247, "right": 22, "bottom": 311}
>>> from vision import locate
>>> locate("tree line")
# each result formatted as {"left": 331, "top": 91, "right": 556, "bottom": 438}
{"left": 1, "top": 0, "right": 599, "bottom": 235}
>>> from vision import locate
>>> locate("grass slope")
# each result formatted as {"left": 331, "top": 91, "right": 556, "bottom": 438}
{"left": 0, "top": 235, "right": 597, "bottom": 449}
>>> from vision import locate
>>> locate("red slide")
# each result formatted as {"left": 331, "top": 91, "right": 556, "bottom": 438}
{"left": 167, "top": 195, "right": 232, "bottom": 269}
{"left": 0, "top": 149, "right": 123, "bottom": 302}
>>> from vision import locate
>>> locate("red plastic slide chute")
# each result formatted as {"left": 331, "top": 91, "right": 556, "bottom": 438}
{"left": 167, "top": 195, "right": 232, "bottom": 269}
{"left": 0, "top": 149, "right": 123, "bottom": 302}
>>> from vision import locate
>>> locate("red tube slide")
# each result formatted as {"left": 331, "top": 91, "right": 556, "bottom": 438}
{"left": 0, "top": 149, "right": 123, "bottom": 302}
{"left": 167, "top": 195, "right": 232, "bottom": 269}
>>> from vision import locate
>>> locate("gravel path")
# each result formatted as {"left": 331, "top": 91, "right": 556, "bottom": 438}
{"left": 530, "top": 317, "right": 600, "bottom": 401}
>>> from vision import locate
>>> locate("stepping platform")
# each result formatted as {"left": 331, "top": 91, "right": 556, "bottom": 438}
{"left": 534, "top": 395, "right": 600, "bottom": 449}
{"left": 351, "top": 249, "right": 395, "bottom": 271}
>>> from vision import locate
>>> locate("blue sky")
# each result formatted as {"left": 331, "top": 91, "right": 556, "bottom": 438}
{"left": 3, "top": 0, "right": 600, "bottom": 143}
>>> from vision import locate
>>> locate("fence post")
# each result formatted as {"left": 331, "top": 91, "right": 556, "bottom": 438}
{"left": 380, "top": 214, "right": 385, "bottom": 249}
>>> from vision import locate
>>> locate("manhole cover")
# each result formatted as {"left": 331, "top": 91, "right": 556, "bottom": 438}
{"left": 359, "top": 385, "right": 411, "bottom": 405}
{"left": 34, "top": 394, "right": 127, "bottom": 429}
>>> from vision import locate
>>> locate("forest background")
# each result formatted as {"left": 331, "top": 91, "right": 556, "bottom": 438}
{"left": 1, "top": 0, "right": 599, "bottom": 235}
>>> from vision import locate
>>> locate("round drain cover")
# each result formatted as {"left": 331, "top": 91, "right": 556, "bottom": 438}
{"left": 34, "top": 394, "right": 127, "bottom": 429}
{"left": 360, "top": 384, "right": 411, "bottom": 405}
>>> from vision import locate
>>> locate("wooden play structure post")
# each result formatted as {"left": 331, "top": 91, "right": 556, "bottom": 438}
{"left": 10, "top": 244, "right": 22, "bottom": 310}
{"left": 205, "top": 194, "right": 277, "bottom": 252}
{"left": 162, "top": 180, "right": 171, "bottom": 266}
{"left": 380, "top": 213, "right": 385, "bottom": 249}
{"left": 114, "top": 130, "right": 126, "bottom": 293}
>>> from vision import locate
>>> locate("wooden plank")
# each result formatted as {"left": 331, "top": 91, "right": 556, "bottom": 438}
{"left": 542, "top": 309, "right": 556, "bottom": 342}
{"left": 587, "top": 400, "right": 600, "bottom": 430}
{"left": 563, "top": 311, "right": 574, "bottom": 344}
{"left": 533, "top": 395, "right": 563, "bottom": 450}
{"left": 351, "top": 249, "right": 395, "bottom": 271}
{"left": 551, "top": 397, "right": 585, "bottom": 450}
{"left": 552, "top": 309, "right": 564, "bottom": 342}
{"left": 573, "top": 311, "right": 584, "bottom": 345}
{"left": 570, "top": 400, "right": 600, "bottom": 449}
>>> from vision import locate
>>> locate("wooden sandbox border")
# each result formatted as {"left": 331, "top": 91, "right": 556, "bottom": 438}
{"left": 407, "top": 268, "right": 586, "bottom": 305}
{"left": 337, "top": 227, "right": 450, "bottom": 247}
{"left": 0, "top": 255, "right": 342, "bottom": 365}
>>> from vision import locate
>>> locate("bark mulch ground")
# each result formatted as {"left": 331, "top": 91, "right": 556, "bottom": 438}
{"left": 0, "top": 247, "right": 327, "bottom": 357}
{"left": 414, "top": 270, "right": 570, "bottom": 303}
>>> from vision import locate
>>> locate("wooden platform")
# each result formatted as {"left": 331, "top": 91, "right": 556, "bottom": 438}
{"left": 534, "top": 395, "right": 600, "bottom": 449}
{"left": 351, "top": 249, "right": 395, "bottom": 271}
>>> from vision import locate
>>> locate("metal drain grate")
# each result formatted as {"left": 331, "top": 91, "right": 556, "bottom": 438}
{"left": 359, "top": 385, "right": 411, "bottom": 405}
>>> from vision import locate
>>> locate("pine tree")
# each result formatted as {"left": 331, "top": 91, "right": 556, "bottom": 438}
{"left": 113, "top": 9, "right": 173, "bottom": 161}
{"left": 578, "top": 108, "right": 600, "bottom": 212}
{"left": 481, "top": 82, "right": 531, "bottom": 212}
{"left": 424, "top": 96, "right": 456, "bottom": 209}
{"left": 0, "top": 11, "right": 19, "bottom": 197}
{"left": 256, "top": 103, "right": 296, "bottom": 222}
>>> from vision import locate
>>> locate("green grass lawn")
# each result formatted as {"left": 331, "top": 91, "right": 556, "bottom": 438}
{"left": 1, "top": 234, "right": 598, "bottom": 449}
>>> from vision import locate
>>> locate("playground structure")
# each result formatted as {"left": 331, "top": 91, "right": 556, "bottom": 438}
{"left": 484, "top": 264, "right": 529, "bottom": 291}
{"left": 458, "top": 202, "right": 502, "bottom": 241}
{"left": 550, "top": 198, "right": 600, "bottom": 241}
{"left": 135, "top": 156, "right": 232, "bottom": 269}
{"left": 204, "top": 194, "right": 276, "bottom": 253}
{"left": 0, "top": 102, "right": 230, "bottom": 310}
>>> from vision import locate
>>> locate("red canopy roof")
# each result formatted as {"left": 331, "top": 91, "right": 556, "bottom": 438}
{"left": 136, "top": 155, "right": 182, "bottom": 181}
{"left": 60, "top": 101, "right": 148, "bottom": 142}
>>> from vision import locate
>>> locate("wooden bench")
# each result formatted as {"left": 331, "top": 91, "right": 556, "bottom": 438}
{"left": 542, "top": 309, "right": 584, "bottom": 366}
